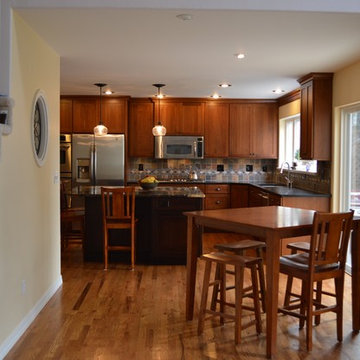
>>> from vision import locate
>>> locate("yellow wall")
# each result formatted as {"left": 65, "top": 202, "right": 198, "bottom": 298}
{"left": 332, "top": 60, "right": 360, "bottom": 211}
{"left": 0, "top": 12, "right": 60, "bottom": 352}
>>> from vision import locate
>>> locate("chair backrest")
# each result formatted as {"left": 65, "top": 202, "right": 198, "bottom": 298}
{"left": 101, "top": 187, "right": 136, "bottom": 222}
{"left": 309, "top": 210, "right": 354, "bottom": 271}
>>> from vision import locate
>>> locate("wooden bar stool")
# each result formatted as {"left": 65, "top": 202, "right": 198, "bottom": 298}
{"left": 211, "top": 240, "right": 266, "bottom": 313}
{"left": 198, "top": 252, "right": 262, "bottom": 344}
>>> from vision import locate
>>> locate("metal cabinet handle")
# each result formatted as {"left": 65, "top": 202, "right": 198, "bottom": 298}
{"left": 216, "top": 187, "right": 221, "bottom": 191}
{"left": 216, "top": 200, "right": 221, "bottom": 204}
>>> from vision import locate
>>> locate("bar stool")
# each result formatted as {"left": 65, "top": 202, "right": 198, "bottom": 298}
{"left": 211, "top": 240, "right": 266, "bottom": 313}
{"left": 198, "top": 252, "right": 262, "bottom": 344}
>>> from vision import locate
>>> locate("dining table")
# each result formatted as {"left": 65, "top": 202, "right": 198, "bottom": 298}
{"left": 184, "top": 206, "right": 360, "bottom": 359}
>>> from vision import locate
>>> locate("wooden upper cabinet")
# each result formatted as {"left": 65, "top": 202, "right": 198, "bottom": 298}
{"left": 158, "top": 101, "right": 204, "bottom": 135}
{"left": 229, "top": 103, "right": 278, "bottom": 159}
{"left": 72, "top": 98, "right": 98, "bottom": 133}
{"left": 129, "top": 100, "right": 154, "bottom": 157}
{"left": 60, "top": 98, "right": 73, "bottom": 133}
{"left": 298, "top": 73, "right": 333, "bottom": 161}
{"left": 101, "top": 97, "right": 128, "bottom": 134}
{"left": 204, "top": 102, "right": 229, "bottom": 157}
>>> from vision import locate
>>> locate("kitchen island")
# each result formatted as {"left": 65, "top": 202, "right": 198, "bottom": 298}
{"left": 74, "top": 186, "right": 204, "bottom": 264}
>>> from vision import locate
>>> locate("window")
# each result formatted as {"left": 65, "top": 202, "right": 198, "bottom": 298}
{"left": 278, "top": 114, "right": 317, "bottom": 173}
{"left": 31, "top": 90, "right": 49, "bottom": 167}
{"left": 340, "top": 104, "right": 360, "bottom": 216}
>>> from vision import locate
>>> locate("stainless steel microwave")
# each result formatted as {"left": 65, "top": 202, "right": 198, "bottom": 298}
{"left": 154, "top": 136, "right": 204, "bottom": 159}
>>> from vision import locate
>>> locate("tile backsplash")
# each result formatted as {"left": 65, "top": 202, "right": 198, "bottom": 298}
{"left": 128, "top": 158, "right": 331, "bottom": 194}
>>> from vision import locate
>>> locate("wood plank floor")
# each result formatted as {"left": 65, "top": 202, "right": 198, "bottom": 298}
{"left": 5, "top": 233, "right": 360, "bottom": 360}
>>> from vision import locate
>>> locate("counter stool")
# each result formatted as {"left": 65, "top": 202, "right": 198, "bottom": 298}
{"left": 211, "top": 240, "right": 266, "bottom": 313}
{"left": 198, "top": 252, "right": 262, "bottom": 344}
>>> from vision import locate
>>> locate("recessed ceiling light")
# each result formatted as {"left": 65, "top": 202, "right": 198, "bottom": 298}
{"left": 219, "top": 83, "right": 231, "bottom": 88}
{"left": 210, "top": 94, "right": 221, "bottom": 99}
{"left": 235, "top": 53, "right": 245, "bottom": 59}
{"left": 176, "top": 14, "right": 192, "bottom": 21}
{"left": 272, "top": 88, "right": 285, "bottom": 94}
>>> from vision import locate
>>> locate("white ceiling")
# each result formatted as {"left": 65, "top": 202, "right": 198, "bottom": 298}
{"left": 13, "top": 0, "right": 360, "bottom": 99}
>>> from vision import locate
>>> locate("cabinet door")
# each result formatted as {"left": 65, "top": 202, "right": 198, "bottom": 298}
{"left": 248, "top": 187, "right": 270, "bottom": 207}
{"left": 204, "top": 103, "right": 229, "bottom": 157}
{"left": 159, "top": 102, "right": 181, "bottom": 134}
{"left": 72, "top": 98, "right": 98, "bottom": 133}
{"left": 231, "top": 184, "right": 249, "bottom": 208}
{"left": 300, "top": 80, "right": 313, "bottom": 159}
{"left": 179, "top": 102, "right": 204, "bottom": 135}
{"left": 229, "top": 104, "right": 251, "bottom": 157}
{"left": 102, "top": 98, "right": 128, "bottom": 134}
{"left": 252, "top": 103, "right": 278, "bottom": 158}
{"left": 60, "top": 98, "right": 73, "bottom": 133}
{"left": 129, "top": 101, "right": 154, "bottom": 157}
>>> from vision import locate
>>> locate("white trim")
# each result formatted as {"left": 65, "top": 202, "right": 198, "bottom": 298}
{"left": 0, "top": 276, "right": 63, "bottom": 359}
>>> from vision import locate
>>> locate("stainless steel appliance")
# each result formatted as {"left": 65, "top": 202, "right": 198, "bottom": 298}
{"left": 72, "top": 134, "right": 125, "bottom": 185}
{"left": 155, "top": 136, "right": 204, "bottom": 159}
{"left": 60, "top": 134, "right": 72, "bottom": 175}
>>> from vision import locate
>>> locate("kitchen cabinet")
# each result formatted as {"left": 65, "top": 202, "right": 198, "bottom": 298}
{"left": 129, "top": 99, "right": 154, "bottom": 157}
{"left": 60, "top": 98, "right": 73, "bottom": 133}
{"left": 68, "top": 96, "right": 128, "bottom": 134}
{"left": 230, "top": 184, "right": 249, "bottom": 208}
{"left": 229, "top": 103, "right": 278, "bottom": 158}
{"left": 298, "top": 73, "right": 333, "bottom": 160}
{"left": 204, "top": 184, "right": 230, "bottom": 210}
{"left": 72, "top": 98, "right": 98, "bottom": 133}
{"left": 101, "top": 97, "right": 128, "bottom": 133}
{"left": 159, "top": 101, "right": 204, "bottom": 135}
{"left": 248, "top": 186, "right": 281, "bottom": 207}
{"left": 204, "top": 102, "right": 229, "bottom": 157}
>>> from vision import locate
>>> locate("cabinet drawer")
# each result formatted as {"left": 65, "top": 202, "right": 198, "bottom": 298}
{"left": 205, "top": 184, "right": 230, "bottom": 194}
{"left": 205, "top": 194, "right": 230, "bottom": 210}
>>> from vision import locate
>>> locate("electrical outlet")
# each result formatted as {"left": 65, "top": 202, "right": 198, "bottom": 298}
{"left": 21, "top": 280, "right": 26, "bottom": 295}
{"left": 262, "top": 165, "right": 267, "bottom": 172}
{"left": 217, "top": 164, "right": 224, "bottom": 172}
{"left": 246, "top": 164, "right": 253, "bottom": 172}
{"left": 53, "top": 171, "right": 60, "bottom": 184}
{"left": 138, "top": 163, "right": 144, "bottom": 171}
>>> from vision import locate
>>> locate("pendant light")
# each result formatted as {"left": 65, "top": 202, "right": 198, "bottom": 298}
{"left": 93, "top": 83, "right": 108, "bottom": 136}
{"left": 152, "top": 83, "right": 167, "bottom": 136}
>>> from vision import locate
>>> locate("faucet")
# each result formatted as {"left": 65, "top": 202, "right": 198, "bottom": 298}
{"left": 280, "top": 161, "right": 293, "bottom": 188}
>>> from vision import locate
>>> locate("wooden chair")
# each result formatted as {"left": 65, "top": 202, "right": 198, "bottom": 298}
{"left": 101, "top": 187, "right": 136, "bottom": 270}
{"left": 211, "top": 240, "right": 266, "bottom": 313}
{"left": 278, "top": 210, "right": 354, "bottom": 351}
{"left": 60, "top": 182, "right": 85, "bottom": 249}
{"left": 198, "top": 252, "right": 262, "bottom": 344}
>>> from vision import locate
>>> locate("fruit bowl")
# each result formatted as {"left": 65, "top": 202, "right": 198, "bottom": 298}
{"left": 139, "top": 181, "right": 158, "bottom": 190}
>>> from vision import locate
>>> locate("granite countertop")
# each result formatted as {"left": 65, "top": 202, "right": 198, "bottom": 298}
{"left": 70, "top": 185, "right": 205, "bottom": 198}
{"left": 251, "top": 184, "right": 331, "bottom": 197}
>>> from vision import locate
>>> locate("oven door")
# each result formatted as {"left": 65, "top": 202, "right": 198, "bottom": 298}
{"left": 60, "top": 143, "right": 71, "bottom": 173}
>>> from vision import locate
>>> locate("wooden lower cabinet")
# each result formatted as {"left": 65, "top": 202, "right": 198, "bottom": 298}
{"left": 204, "top": 184, "right": 230, "bottom": 210}
{"left": 230, "top": 184, "right": 248, "bottom": 208}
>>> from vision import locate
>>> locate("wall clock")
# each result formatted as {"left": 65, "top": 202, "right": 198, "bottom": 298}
{"left": 31, "top": 89, "right": 48, "bottom": 166}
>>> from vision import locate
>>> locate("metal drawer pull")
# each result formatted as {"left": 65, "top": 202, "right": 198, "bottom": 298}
{"left": 216, "top": 200, "right": 221, "bottom": 204}
{"left": 216, "top": 187, "right": 221, "bottom": 191}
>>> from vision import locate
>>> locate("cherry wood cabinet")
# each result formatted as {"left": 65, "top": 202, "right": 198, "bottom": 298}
{"left": 204, "top": 102, "right": 229, "bottom": 157}
{"left": 229, "top": 103, "right": 278, "bottom": 159}
{"left": 159, "top": 101, "right": 204, "bottom": 135}
{"left": 129, "top": 99, "right": 154, "bottom": 157}
{"left": 60, "top": 98, "right": 73, "bottom": 133}
{"left": 63, "top": 96, "right": 129, "bottom": 134}
{"left": 230, "top": 184, "right": 249, "bottom": 208}
{"left": 72, "top": 98, "right": 98, "bottom": 133}
{"left": 204, "top": 184, "right": 230, "bottom": 210}
{"left": 298, "top": 73, "right": 333, "bottom": 160}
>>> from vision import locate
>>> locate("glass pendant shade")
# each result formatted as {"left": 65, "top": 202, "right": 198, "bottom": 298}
{"left": 152, "top": 123, "right": 166, "bottom": 136}
{"left": 152, "top": 83, "right": 167, "bottom": 137}
{"left": 94, "top": 123, "right": 108, "bottom": 136}
{"left": 94, "top": 82, "right": 108, "bottom": 136}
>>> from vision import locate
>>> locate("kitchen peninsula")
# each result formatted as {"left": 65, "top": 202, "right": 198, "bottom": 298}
{"left": 75, "top": 186, "right": 204, "bottom": 264}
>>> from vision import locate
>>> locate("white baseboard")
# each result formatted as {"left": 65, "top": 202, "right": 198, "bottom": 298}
{"left": 0, "top": 276, "right": 63, "bottom": 360}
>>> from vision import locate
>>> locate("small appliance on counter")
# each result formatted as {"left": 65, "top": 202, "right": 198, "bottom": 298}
{"left": 72, "top": 134, "right": 125, "bottom": 186}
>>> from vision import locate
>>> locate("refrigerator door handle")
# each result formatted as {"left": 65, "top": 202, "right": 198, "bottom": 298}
{"left": 90, "top": 144, "right": 97, "bottom": 185}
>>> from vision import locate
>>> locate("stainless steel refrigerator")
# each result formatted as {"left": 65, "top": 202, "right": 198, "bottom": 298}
{"left": 72, "top": 134, "right": 125, "bottom": 186}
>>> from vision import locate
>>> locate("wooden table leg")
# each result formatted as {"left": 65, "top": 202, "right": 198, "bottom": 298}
{"left": 265, "top": 231, "right": 280, "bottom": 358}
{"left": 186, "top": 215, "right": 200, "bottom": 321}
{"left": 351, "top": 224, "right": 360, "bottom": 332}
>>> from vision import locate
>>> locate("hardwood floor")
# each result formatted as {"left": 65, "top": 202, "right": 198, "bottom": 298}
{"left": 5, "top": 233, "right": 360, "bottom": 360}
